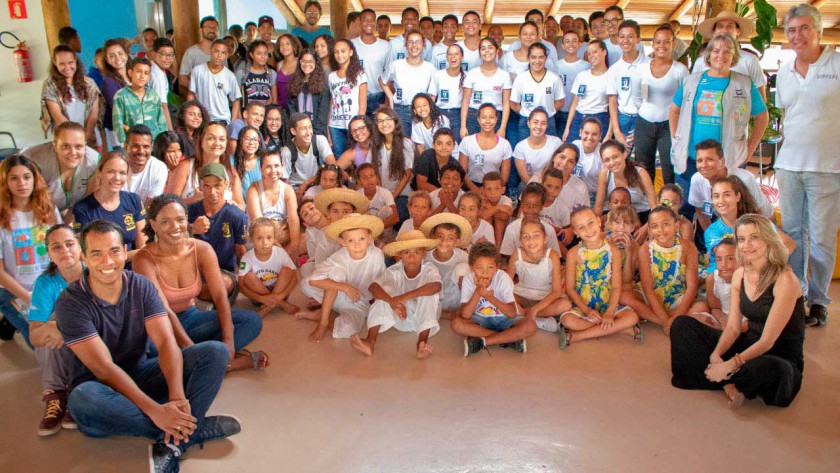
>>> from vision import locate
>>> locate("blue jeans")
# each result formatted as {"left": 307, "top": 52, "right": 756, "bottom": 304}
{"left": 366, "top": 92, "right": 386, "bottom": 119}
{"left": 0, "top": 288, "right": 31, "bottom": 348}
{"left": 617, "top": 113, "right": 637, "bottom": 153}
{"left": 443, "top": 108, "right": 461, "bottom": 139}
{"left": 566, "top": 111, "right": 609, "bottom": 143}
{"left": 395, "top": 195, "right": 410, "bottom": 225}
{"left": 517, "top": 114, "right": 558, "bottom": 141}
{"left": 554, "top": 111, "right": 569, "bottom": 139}
{"left": 394, "top": 104, "right": 413, "bottom": 135}
{"left": 777, "top": 170, "right": 840, "bottom": 306}
{"left": 330, "top": 126, "right": 349, "bottom": 158}
{"left": 68, "top": 341, "right": 229, "bottom": 445}
{"left": 634, "top": 117, "right": 674, "bottom": 184}
{"left": 465, "top": 108, "right": 502, "bottom": 136}
{"left": 179, "top": 306, "right": 262, "bottom": 351}
{"left": 471, "top": 314, "right": 518, "bottom": 332}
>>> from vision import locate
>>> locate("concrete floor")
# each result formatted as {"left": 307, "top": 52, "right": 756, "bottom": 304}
{"left": 1, "top": 283, "right": 839, "bottom": 473}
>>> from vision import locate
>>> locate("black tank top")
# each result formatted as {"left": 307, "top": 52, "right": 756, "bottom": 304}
{"left": 739, "top": 278, "right": 806, "bottom": 370}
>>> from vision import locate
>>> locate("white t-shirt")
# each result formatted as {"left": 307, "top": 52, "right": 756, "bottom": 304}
{"left": 189, "top": 63, "right": 242, "bottom": 122}
{"left": 508, "top": 39, "right": 559, "bottom": 61}
{"left": 150, "top": 62, "right": 169, "bottom": 104}
{"left": 179, "top": 44, "right": 211, "bottom": 76}
{"left": 464, "top": 67, "right": 513, "bottom": 111}
{"left": 328, "top": 70, "right": 369, "bottom": 130}
{"left": 572, "top": 140, "right": 603, "bottom": 194}
{"left": 411, "top": 115, "right": 450, "bottom": 149}
{"left": 369, "top": 137, "right": 415, "bottom": 196}
{"left": 559, "top": 174, "right": 590, "bottom": 211}
{"left": 500, "top": 217, "right": 561, "bottom": 256}
{"left": 499, "top": 51, "right": 557, "bottom": 82}
{"left": 352, "top": 37, "right": 393, "bottom": 95}
{"left": 360, "top": 186, "right": 395, "bottom": 220}
{"left": 386, "top": 59, "right": 435, "bottom": 106}
{"left": 0, "top": 209, "right": 62, "bottom": 292}
{"left": 540, "top": 196, "right": 571, "bottom": 228}
{"left": 634, "top": 61, "right": 689, "bottom": 123}
{"left": 458, "top": 134, "right": 513, "bottom": 183}
{"left": 310, "top": 245, "right": 386, "bottom": 301}
{"left": 397, "top": 218, "right": 415, "bottom": 236}
{"left": 21, "top": 142, "right": 100, "bottom": 212}
{"left": 125, "top": 158, "right": 168, "bottom": 204}
{"left": 430, "top": 42, "right": 452, "bottom": 70}
{"left": 429, "top": 188, "right": 464, "bottom": 213}
{"left": 605, "top": 40, "right": 645, "bottom": 67}
{"left": 606, "top": 52, "right": 650, "bottom": 115}
{"left": 688, "top": 167, "right": 774, "bottom": 219}
{"left": 469, "top": 219, "right": 496, "bottom": 248}
{"left": 510, "top": 70, "right": 565, "bottom": 118}
{"left": 775, "top": 46, "right": 840, "bottom": 173}
{"left": 390, "top": 34, "right": 434, "bottom": 63}
{"left": 571, "top": 69, "right": 610, "bottom": 114}
{"left": 424, "top": 248, "right": 468, "bottom": 307}
{"left": 460, "top": 269, "right": 516, "bottom": 317}
{"left": 306, "top": 226, "right": 342, "bottom": 265}
{"left": 429, "top": 69, "right": 464, "bottom": 110}
{"left": 694, "top": 52, "right": 767, "bottom": 88}
{"left": 373, "top": 260, "right": 441, "bottom": 302}
{"left": 237, "top": 246, "right": 296, "bottom": 289}
{"left": 456, "top": 40, "right": 482, "bottom": 72}
{"left": 280, "top": 136, "right": 334, "bottom": 187}
{"left": 513, "top": 136, "right": 563, "bottom": 177}
{"left": 555, "top": 58, "right": 591, "bottom": 112}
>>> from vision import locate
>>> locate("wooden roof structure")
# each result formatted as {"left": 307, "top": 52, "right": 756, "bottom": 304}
{"left": 268, "top": 0, "right": 840, "bottom": 42}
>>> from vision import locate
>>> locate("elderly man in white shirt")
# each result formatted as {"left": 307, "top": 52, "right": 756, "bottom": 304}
{"left": 775, "top": 4, "right": 840, "bottom": 327}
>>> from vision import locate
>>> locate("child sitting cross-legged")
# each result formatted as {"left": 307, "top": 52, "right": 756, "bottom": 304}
{"left": 559, "top": 207, "right": 642, "bottom": 349}
{"left": 506, "top": 217, "right": 571, "bottom": 332}
{"left": 458, "top": 191, "right": 495, "bottom": 250}
{"left": 356, "top": 163, "right": 399, "bottom": 231}
{"left": 688, "top": 237, "right": 744, "bottom": 331}
{"left": 238, "top": 217, "right": 299, "bottom": 317}
{"left": 453, "top": 242, "right": 537, "bottom": 356}
{"left": 419, "top": 213, "right": 474, "bottom": 319}
{"left": 351, "top": 231, "right": 443, "bottom": 359}
{"left": 480, "top": 172, "right": 514, "bottom": 245}
{"left": 637, "top": 206, "right": 699, "bottom": 334}
{"left": 297, "top": 212, "right": 385, "bottom": 342}
{"left": 604, "top": 205, "right": 646, "bottom": 317}
{"left": 500, "top": 183, "right": 562, "bottom": 263}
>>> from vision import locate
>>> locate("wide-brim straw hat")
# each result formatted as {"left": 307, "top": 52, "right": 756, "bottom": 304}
{"left": 324, "top": 213, "right": 384, "bottom": 241}
{"left": 698, "top": 10, "right": 756, "bottom": 39}
{"left": 382, "top": 230, "right": 439, "bottom": 256}
{"left": 314, "top": 188, "right": 370, "bottom": 217}
{"left": 419, "top": 213, "right": 473, "bottom": 248}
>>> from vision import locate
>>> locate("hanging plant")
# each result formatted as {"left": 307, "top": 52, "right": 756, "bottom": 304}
{"left": 747, "top": 0, "right": 777, "bottom": 54}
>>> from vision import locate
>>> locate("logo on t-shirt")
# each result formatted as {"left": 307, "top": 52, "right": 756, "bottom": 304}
{"left": 560, "top": 74, "right": 567, "bottom": 85}
{"left": 440, "top": 90, "right": 450, "bottom": 102}
{"left": 621, "top": 77, "right": 630, "bottom": 91}
{"left": 474, "top": 154, "right": 485, "bottom": 166}
{"left": 702, "top": 201, "right": 714, "bottom": 218}
{"left": 577, "top": 85, "right": 587, "bottom": 96}
{"left": 492, "top": 85, "right": 502, "bottom": 92}
{"left": 359, "top": 59, "right": 365, "bottom": 67}
{"left": 524, "top": 93, "right": 534, "bottom": 104}
{"left": 11, "top": 225, "right": 49, "bottom": 276}
{"left": 396, "top": 88, "right": 403, "bottom": 101}
{"left": 124, "top": 214, "right": 136, "bottom": 231}
{"left": 472, "top": 91, "right": 483, "bottom": 103}
{"left": 397, "top": 52, "right": 405, "bottom": 60}
{"left": 222, "top": 222, "right": 232, "bottom": 238}
{"left": 573, "top": 164, "right": 583, "bottom": 177}
{"left": 438, "top": 61, "right": 446, "bottom": 69}
{"left": 545, "top": 87, "right": 552, "bottom": 95}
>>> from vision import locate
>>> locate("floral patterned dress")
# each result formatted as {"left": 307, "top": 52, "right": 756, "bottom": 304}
{"left": 649, "top": 240, "right": 686, "bottom": 311}
{"left": 575, "top": 241, "right": 613, "bottom": 314}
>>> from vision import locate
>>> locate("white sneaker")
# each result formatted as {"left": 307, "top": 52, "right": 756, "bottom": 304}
{"left": 535, "top": 317, "right": 559, "bottom": 332}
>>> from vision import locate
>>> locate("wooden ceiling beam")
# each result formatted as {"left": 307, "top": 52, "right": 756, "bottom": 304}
{"left": 669, "top": 0, "right": 695, "bottom": 22}
{"left": 269, "top": 0, "right": 301, "bottom": 26}
{"left": 484, "top": 0, "right": 496, "bottom": 25}
{"left": 616, "top": 0, "right": 631, "bottom": 9}
{"left": 811, "top": 0, "right": 828, "bottom": 9}
{"left": 418, "top": 0, "right": 429, "bottom": 17}
{"left": 282, "top": 0, "right": 306, "bottom": 25}
{"left": 350, "top": 0, "right": 363, "bottom": 11}
{"left": 548, "top": 0, "right": 564, "bottom": 18}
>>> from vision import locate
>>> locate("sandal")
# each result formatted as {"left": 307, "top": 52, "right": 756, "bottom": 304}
{"left": 237, "top": 349, "right": 270, "bottom": 371}
{"left": 633, "top": 323, "right": 645, "bottom": 344}
{"left": 558, "top": 326, "right": 571, "bottom": 350}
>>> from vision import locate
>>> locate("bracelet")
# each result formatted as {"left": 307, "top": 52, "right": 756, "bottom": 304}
{"left": 733, "top": 353, "right": 745, "bottom": 369}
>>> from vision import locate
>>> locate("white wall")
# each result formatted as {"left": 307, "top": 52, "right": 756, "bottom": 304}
{"left": 0, "top": 1, "right": 51, "bottom": 148}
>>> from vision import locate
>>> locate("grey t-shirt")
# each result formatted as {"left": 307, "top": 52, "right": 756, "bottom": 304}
{"left": 179, "top": 44, "right": 211, "bottom": 77}
{"left": 21, "top": 142, "right": 100, "bottom": 211}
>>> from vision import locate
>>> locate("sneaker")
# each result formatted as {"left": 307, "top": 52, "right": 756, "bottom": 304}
{"left": 192, "top": 415, "right": 242, "bottom": 446}
{"left": 805, "top": 304, "right": 827, "bottom": 327}
{"left": 61, "top": 409, "right": 77, "bottom": 430}
{"left": 38, "top": 390, "right": 66, "bottom": 436}
{"left": 500, "top": 339, "right": 527, "bottom": 353}
{"left": 0, "top": 316, "right": 16, "bottom": 341}
{"left": 463, "top": 337, "right": 484, "bottom": 357}
{"left": 149, "top": 442, "right": 181, "bottom": 473}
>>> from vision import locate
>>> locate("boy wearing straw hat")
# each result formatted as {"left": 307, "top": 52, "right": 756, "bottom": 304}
{"left": 351, "top": 231, "right": 443, "bottom": 359}
{"left": 297, "top": 213, "right": 385, "bottom": 342}
{"left": 420, "top": 213, "right": 473, "bottom": 319}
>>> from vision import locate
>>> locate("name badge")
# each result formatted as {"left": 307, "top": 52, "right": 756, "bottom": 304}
{"left": 524, "top": 93, "right": 534, "bottom": 104}
{"left": 702, "top": 200, "right": 714, "bottom": 218}
{"left": 474, "top": 154, "right": 485, "bottom": 166}
{"left": 573, "top": 164, "right": 583, "bottom": 177}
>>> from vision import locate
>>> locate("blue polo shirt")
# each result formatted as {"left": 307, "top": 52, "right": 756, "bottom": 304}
{"left": 72, "top": 191, "right": 146, "bottom": 251}
{"left": 187, "top": 201, "right": 247, "bottom": 272}
{"left": 55, "top": 270, "right": 167, "bottom": 388}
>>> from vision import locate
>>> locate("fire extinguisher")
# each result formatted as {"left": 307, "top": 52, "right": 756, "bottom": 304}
{"left": 0, "top": 32, "right": 33, "bottom": 83}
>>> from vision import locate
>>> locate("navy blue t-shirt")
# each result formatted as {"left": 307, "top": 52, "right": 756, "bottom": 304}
{"left": 187, "top": 201, "right": 247, "bottom": 272}
{"left": 55, "top": 270, "right": 167, "bottom": 389}
{"left": 72, "top": 191, "right": 146, "bottom": 251}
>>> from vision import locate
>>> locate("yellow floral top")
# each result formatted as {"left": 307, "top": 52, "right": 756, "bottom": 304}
{"left": 650, "top": 240, "right": 686, "bottom": 311}
{"left": 575, "top": 241, "right": 613, "bottom": 314}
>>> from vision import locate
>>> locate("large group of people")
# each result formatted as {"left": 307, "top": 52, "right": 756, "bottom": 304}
{"left": 1, "top": 2, "right": 836, "bottom": 472}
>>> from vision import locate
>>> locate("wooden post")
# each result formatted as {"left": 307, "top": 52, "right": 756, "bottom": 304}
{"left": 172, "top": 0, "right": 200, "bottom": 66}
{"left": 707, "top": 0, "right": 737, "bottom": 19}
{"left": 331, "top": 0, "right": 349, "bottom": 40}
{"left": 41, "top": 0, "right": 71, "bottom": 53}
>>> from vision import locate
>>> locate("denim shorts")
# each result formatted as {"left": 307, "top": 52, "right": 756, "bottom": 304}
{"left": 470, "top": 314, "right": 519, "bottom": 332}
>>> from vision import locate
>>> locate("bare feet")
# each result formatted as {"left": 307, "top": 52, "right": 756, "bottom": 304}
{"left": 416, "top": 341, "right": 434, "bottom": 359}
{"left": 724, "top": 384, "right": 745, "bottom": 410}
{"left": 277, "top": 300, "right": 300, "bottom": 315}
{"left": 296, "top": 309, "right": 321, "bottom": 321}
{"left": 440, "top": 310, "right": 458, "bottom": 320}
{"left": 257, "top": 304, "right": 275, "bottom": 318}
{"left": 350, "top": 334, "right": 374, "bottom": 356}
{"left": 309, "top": 323, "right": 329, "bottom": 342}
{"left": 306, "top": 298, "right": 321, "bottom": 310}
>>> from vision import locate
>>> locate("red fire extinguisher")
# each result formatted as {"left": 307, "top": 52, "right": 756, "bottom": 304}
{"left": 1, "top": 32, "right": 33, "bottom": 83}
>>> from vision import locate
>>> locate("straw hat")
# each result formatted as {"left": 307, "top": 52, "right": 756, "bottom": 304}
{"left": 324, "top": 213, "right": 384, "bottom": 241}
{"left": 314, "top": 188, "right": 370, "bottom": 216}
{"left": 382, "top": 230, "right": 439, "bottom": 257}
{"left": 698, "top": 11, "right": 756, "bottom": 40}
{"left": 419, "top": 213, "right": 473, "bottom": 248}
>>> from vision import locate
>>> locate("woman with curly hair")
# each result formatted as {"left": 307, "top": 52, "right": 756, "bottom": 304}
{"left": 288, "top": 48, "right": 330, "bottom": 136}
{"left": 231, "top": 125, "right": 265, "bottom": 200}
{"left": 100, "top": 38, "right": 131, "bottom": 148}
{"left": 0, "top": 156, "right": 61, "bottom": 346}
{"left": 40, "top": 45, "right": 101, "bottom": 144}
{"left": 328, "top": 38, "right": 368, "bottom": 157}
{"left": 175, "top": 100, "right": 210, "bottom": 157}
{"left": 261, "top": 104, "right": 292, "bottom": 152}
{"left": 275, "top": 33, "right": 303, "bottom": 111}
{"left": 371, "top": 106, "right": 413, "bottom": 222}
{"left": 312, "top": 34, "right": 334, "bottom": 74}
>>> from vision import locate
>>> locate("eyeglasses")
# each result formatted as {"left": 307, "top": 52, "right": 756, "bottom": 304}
{"left": 605, "top": 18, "right": 622, "bottom": 25}
{"left": 242, "top": 137, "right": 261, "bottom": 143}
{"left": 300, "top": 59, "right": 316, "bottom": 65}
{"left": 350, "top": 126, "right": 368, "bottom": 135}
{"left": 406, "top": 40, "right": 424, "bottom": 46}
{"left": 376, "top": 117, "right": 394, "bottom": 124}
{"left": 158, "top": 52, "right": 175, "bottom": 58}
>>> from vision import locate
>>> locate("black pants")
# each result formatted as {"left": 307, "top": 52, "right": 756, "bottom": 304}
{"left": 634, "top": 116, "right": 675, "bottom": 185}
{"left": 669, "top": 316, "right": 803, "bottom": 407}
